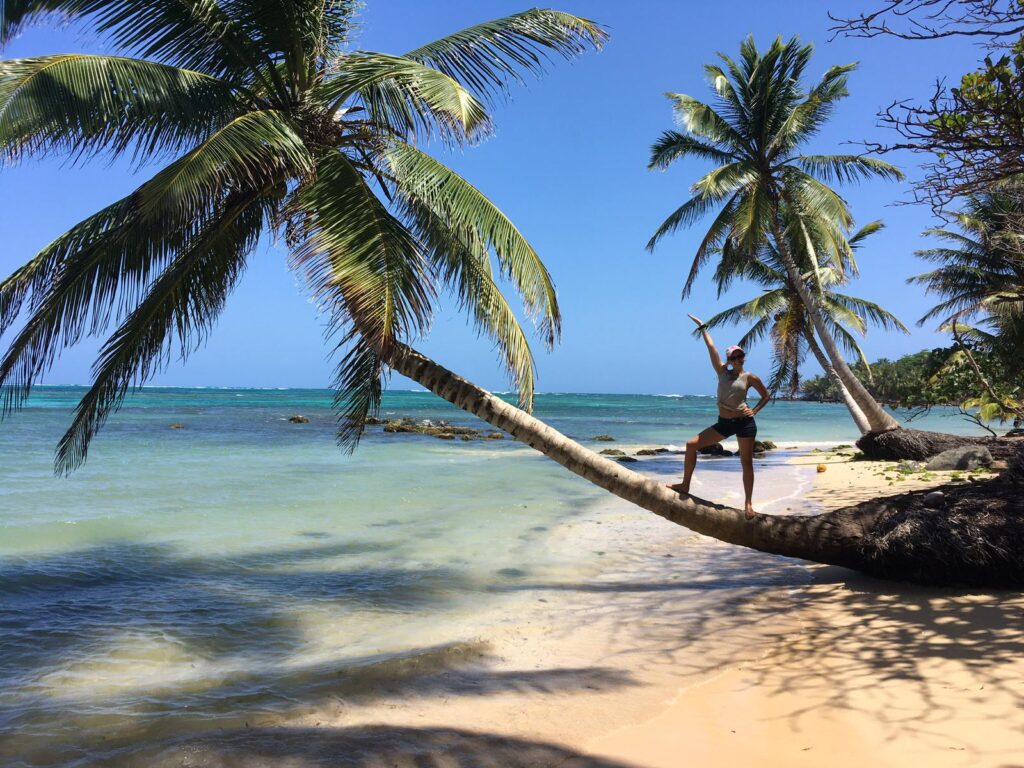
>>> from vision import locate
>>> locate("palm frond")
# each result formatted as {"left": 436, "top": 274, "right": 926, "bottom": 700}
{"left": 667, "top": 92, "right": 746, "bottom": 149}
{"left": 0, "top": 54, "right": 248, "bottom": 166}
{"left": 796, "top": 154, "right": 904, "bottom": 185}
{"left": 55, "top": 191, "right": 269, "bottom": 473}
{"left": 402, "top": 9, "right": 607, "bottom": 102}
{"left": 386, "top": 141, "right": 559, "bottom": 346}
{"left": 2, "top": 1, "right": 284, "bottom": 93}
{"left": 407, "top": 200, "right": 537, "bottom": 410}
{"left": 320, "top": 52, "right": 491, "bottom": 144}
{"left": 329, "top": 329, "right": 386, "bottom": 452}
{"left": 826, "top": 293, "right": 910, "bottom": 333}
{"left": 648, "top": 130, "right": 734, "bottom": 169}
{"left": 291, "top": 151, "right": 434, "bottom": 447}
{"left": 681, "top": 194, "right": 742, "bottom": 297}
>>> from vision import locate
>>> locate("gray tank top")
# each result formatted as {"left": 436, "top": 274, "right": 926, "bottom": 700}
{"left": 717, "top": 369, "right": 750, "bottom": 412}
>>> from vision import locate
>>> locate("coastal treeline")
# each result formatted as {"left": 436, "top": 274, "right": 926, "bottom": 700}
{"left": 798, "top": 346, "right": 1022, "bottom": 432}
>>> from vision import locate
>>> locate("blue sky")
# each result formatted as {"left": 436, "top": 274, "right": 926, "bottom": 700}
{"left": 0, "top": 1, "right": 985, "bottom": 395}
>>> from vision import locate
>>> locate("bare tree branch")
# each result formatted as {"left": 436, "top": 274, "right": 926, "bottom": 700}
{"left": 830, "top": 1, "right": 1024, "bottom": 47}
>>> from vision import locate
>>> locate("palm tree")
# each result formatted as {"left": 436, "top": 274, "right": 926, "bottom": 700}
{"left": 0, "top": 2, "right": 606, "bottom": 470}
{"left": 646, "top": 35, "right": 905, "bottom": 434}
{"left": 0, "top": 7, "right": 1008, "bottom": 583}
{"left": 912, "top": 187, "right": 1024, "bottom": 420}
{"left": 704, "top": 220, "right": 908, "bottom": 432}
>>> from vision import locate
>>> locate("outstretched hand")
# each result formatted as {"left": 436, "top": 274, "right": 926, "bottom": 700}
{"left": 687, "top": 313, "right": 704, "bottom": 328}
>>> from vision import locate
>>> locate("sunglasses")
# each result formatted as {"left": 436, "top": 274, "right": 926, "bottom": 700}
{"left": 729, "top": 353, "right": 745, "bottom": 360}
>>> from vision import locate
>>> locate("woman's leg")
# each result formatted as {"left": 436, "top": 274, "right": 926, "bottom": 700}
{"left": 668, "top": 427, "right": 725, "bottom": 494}
{"left": 737, "top": 436, "right": 756, "bottom": 519}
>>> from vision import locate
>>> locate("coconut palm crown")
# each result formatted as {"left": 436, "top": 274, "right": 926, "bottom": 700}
{"left": 0, "top": 2, "right": 607, "bottom": 472}
{"left": 646, "top": 34, "right": 905, "bottom": 432}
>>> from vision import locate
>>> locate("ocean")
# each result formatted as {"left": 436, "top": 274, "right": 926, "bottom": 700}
{"left": 0, "top": 388, "right": 990, "bottom": 766}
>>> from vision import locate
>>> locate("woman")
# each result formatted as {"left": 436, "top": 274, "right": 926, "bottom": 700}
{"left": 669, "top": 314, "right": 770, "bottom": 519}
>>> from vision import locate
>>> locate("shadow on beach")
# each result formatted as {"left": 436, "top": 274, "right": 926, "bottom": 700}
{"left": 0, "top": 540, "right": 637, "bottom": 767}
{"left": 500, "top": 544, "right": 1024, "bottom": 762}
{"left": 4, "top": 528, "right": 1024, "bottom": 766}
{"left": 142, "top": 725, "right": 633, "bottom": 767}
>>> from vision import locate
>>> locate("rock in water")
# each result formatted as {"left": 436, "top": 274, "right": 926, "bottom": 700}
{"left": 924, "top": 446, "right": 993, "bottom": 471}
{"left": 698, "top": 444, "right": 732, "bottom": 457}
{"left": 170, "top": 423, "right": 184, "bottom": 430}
{"left": 288, "top": 415, "right": 310, "bottom": 424}
{"left": 591, "top": 435, "right": 615, "bottom": 441}
{"left": 599, "top": 448, "right": 626, "bottom": 456}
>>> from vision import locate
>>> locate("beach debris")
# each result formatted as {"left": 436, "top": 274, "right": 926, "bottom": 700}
{"left": 816, "top": 464, "right": 827, "bottom": 473}
{"left": 924, "top": 446, "right": 993, "bottom": 471}
{"left": 923, "top": 491, "right": 946, "bottom": 508}
{"left": 591, "top": 434, "right": 615, "bottom": 441}
{"left": 169, "top": 423, "right": 184, "bottom": 429}
{"left": 288, "top": 415, "right": 310, "bottom": 424}
{"left": 599, "top": 448, "right": 626, "bottom": 456}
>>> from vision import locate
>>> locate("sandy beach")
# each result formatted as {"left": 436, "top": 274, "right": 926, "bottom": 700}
{"left": 138, "top": 449, "right": 1024, "bottom": 768}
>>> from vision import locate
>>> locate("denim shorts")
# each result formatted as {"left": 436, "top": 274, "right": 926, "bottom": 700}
{"left": 710, "top": 416, "right": 757, "bottom": 439}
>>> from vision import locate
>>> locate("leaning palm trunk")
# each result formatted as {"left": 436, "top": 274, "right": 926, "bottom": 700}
{"left": 388, "top": 342, "right": 879, "bottom": 567}
{"left": 770, "top": 217, "right": 900, "bottom": 433}
{"left": 803, "top": 329, "right": 871, "bottom": 434}
{"left": 389, "top": 343, "right": 1024, "bottom": 586}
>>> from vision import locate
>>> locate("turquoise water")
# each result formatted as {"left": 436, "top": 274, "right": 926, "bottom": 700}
{"left": 0, "top": 388, "right": 989, "bottom": 766}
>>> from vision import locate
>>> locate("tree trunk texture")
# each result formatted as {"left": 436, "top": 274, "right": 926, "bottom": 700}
{"left": 857, "top": 428, "right": 1024, "bottom": 462}
{"left": 769, "top": 217, "right": 900, "bottom": 433}
{"left": 803, "top": 329, "right": 871, "bottom": 435}
{"left": 387, "top": 344, "right": 1024, "bottom": 586}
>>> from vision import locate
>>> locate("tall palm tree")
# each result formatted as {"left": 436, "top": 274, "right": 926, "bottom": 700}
{"left": 647, "top": 35, "right": 905, "bottom": 433}
{"left": 0, "top": 7, "right": 997, "bottom": 582}
{"left": 704, "top": 220, "right": 908, "bottom": 432}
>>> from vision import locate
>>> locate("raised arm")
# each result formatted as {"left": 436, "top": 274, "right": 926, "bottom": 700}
{"left": 688, "top": 314, "right": 723, "bottom": 374}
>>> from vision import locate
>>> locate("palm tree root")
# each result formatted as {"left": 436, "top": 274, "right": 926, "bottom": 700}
{"left": 843, "top": 454, "right": 1024, "bottom": 587}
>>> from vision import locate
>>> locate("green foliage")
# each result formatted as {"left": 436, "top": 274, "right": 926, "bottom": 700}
{"left": 0, "top": 4, "right": 606, "bottom": 471}
{"left": 799, "top": 345, "right": 1022, "bottom": 425}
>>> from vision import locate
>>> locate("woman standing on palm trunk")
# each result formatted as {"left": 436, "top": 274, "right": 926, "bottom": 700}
{"left": 669, "top": 314, "right": 770, "bottom": 519}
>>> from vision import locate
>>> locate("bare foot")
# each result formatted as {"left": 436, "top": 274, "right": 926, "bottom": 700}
{"left": 744, "top": 504, "right": 756, "bottom": 520}
{"left": 667, "top": 482, "right": 689, "bottom": 495}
